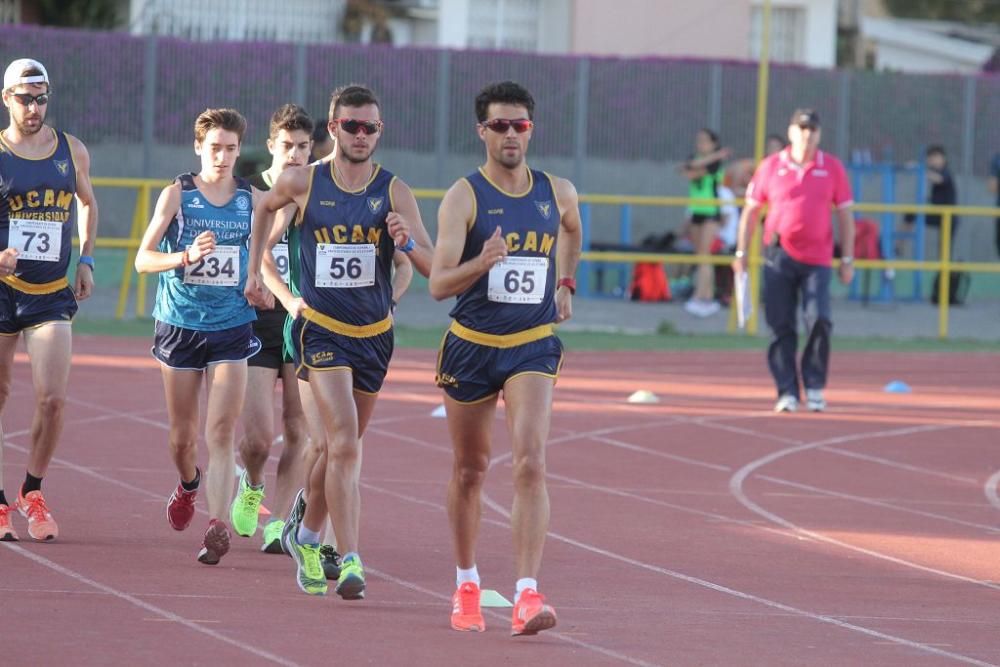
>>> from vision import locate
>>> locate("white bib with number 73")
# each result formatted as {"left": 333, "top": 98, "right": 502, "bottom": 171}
{"left": 487, "top": 256, "right": 548, "bottom": 304}
{"left": 184, "top": 245, "right": 240, "bottom": 286}
{"left": 315, "top": 243, "right": 376, "bottom": 288}
{"left": 8, "top": 218, "right": 62, "bottom": 262}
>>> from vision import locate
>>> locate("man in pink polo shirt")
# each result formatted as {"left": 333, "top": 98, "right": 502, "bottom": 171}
{"left": 732, "top": 109, "right": 855, "bottom": 413}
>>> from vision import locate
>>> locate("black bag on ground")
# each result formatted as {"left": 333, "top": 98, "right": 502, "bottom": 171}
{"left": 930, "top": 271, "right": 970, "bottom": 305}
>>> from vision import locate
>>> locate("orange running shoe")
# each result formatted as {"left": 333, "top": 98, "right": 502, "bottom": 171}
{"left": 511, "top": 588, "right": 557, "bottom": 636}
{"left": 0, "top": 503, "right": 19, "bottom": 541}
{"left": 450, "top": 582, "right": 485, "bottom": 632}
{"left": 197, "top": 519, "right": 231, "bottom": 565}
{"left": 15, "top": 490, "right": 58, "bottom": 541}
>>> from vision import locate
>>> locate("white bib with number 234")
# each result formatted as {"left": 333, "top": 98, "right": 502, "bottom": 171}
{"left": 488, "top": 256, "right": 548, "bottom": 304}
{"left": 184, "top": 245, "right": 240, "bottom": 286}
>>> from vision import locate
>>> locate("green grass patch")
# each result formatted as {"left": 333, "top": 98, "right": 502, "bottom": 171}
{"left": 71, "top": 317, "right": 996, "bottom": 353}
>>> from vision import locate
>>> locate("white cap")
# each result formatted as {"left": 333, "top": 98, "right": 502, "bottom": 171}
{"left": 3, "top": 58, "right": 50, "bottom": 91}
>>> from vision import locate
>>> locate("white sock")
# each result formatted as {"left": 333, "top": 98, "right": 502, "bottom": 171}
{"left": 296, "top": 525, "right": 320, "bottom": 545}
{"left": 456, "top": 565, "right": 480, "bottom": 587}
{"left": 515, "top": 577, "right": 537, "bottom": 603}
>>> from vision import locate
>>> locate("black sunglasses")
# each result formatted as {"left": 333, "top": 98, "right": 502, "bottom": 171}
{"left": 481, "top": 118, "right": 533, "bottom": 134}
{"left": 336, "top": 118, "right": 382, "bottom": 135}
{"left": 11, "top": 92, "right": 50, "bottom": 107}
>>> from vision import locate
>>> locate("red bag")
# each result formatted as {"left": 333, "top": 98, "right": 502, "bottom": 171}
{"left": 630, "top": 263, "right": 671, "bottom": 302}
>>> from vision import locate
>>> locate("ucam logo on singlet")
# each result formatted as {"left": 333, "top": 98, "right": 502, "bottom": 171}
{"left": 366, "top": 196, "right": 383, "bottom": 214}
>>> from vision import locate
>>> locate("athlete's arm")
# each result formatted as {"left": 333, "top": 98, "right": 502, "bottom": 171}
{"left": 69, "top": 134, "right": 98, "bottom": 299}
{"left": 247, "top": 166, "right": 308, "bottom": 307}
{"left": 390, "top": 250, "right": 413, "bottom": 310}
{"left": 553, "top": 177, "right": 582, "bottom": 323}
{"left": 387, "top": 178, "right": 433, "bottom": 278}
{"left": 134, "top": 182, "right": 216, "bottom": 274}
{"left": 429, "top": 180, "right": 506, "bottom": 300}
{"left": 261, "top": 204, "right": 302, "bottom": 315}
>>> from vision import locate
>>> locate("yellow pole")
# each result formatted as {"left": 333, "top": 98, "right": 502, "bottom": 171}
{"left": 937, "top": 211, "right": 952, "bottom": 339}
{"left": 135, "top": 185, "right": 150, "bottom": 317}
{"left": 116, "top": 184, "right": 147, "bottom": 319}
{"left": 747, "top": 0, "right": 772, "bottom": 335}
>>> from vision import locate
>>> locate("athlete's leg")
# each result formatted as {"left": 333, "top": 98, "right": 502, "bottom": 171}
{"left": 160, "top": 366, "right": 202, "bottom": 485}
{"left": 502, "top": 374, "right": 555, "bottom": 581}
{"left": 238, "top": 366, "right": 279, "bottom": 487}
{"left": 307, "top": 369, "right": 374, "bottom": 556}
{"left": 0, "top": 334, "right": 18, "bottom": 502}
{"left": 21, "top": 323, "right": 72, "bottom": 481}
{"left": 204, "top": 360, "right": 247, "bottom": 521}
{"left": 272, "top": 363, "right": 308, "bottom": 518}
{"left": 693, "top": 220, "right": 720, "bottom": 302}
{"left": 297, "top": 378, "right": 329, "bottom": 533}
{"left": 444, "top": 394, "right": 498, "bottom": 570}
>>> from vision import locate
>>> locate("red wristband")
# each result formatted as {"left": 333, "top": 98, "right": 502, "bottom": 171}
{"left": 180, "top": 247, "right": 190, "bottom": 268}
{"left": 556, "top": 277, "right": 577, "bottom": 294}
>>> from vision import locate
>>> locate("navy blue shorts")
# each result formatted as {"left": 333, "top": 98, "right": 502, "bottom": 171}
{"left": 290, "top": 315, "right": 393, "bottom": 394}
{"left": 248, "top": 306, "right": 291, "bottom": 369}
{"left": 0, "top": 283, "right": 77, "bottom": 335}
{"left": 152, "top": 321, "right": 261, "bottom": 370}
{"left": 435, "top": 329, "right": 563, "bottom": 404}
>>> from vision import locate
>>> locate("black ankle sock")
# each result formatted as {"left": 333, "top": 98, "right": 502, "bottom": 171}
{"left": 0, "top": 489, "right": 8, "bottom": 506}
{"left": 181, "top": 468, "right": 201, "bottom": 492}
{"left": 22, "top": 473, "right": 42, "bottom": 496}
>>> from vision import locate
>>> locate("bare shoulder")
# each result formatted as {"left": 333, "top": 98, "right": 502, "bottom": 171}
{"left": 64, "top": 132, "right": 91, "bottom": 163}
{"left": 547, "top": 174, "right": 579, "bottom": 212}
{"left": 276, "top": 164, "right": 313, "bottom": 195}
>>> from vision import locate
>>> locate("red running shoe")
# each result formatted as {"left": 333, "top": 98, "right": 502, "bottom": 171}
{"left": 511, "top": 588, "right": 557, "bottom": 636}
{"left": 15, "top": 490, "right": 58, "bottom": 541}
{"left": 0, "top": 503, "right": 19, "bottom": 541}
{"left": 166, "top": 483, "right": 197, "bottom": 531}
{"left": 450, "top": 582, "right": 485, "bottom": 632}
{"left": 197, "top": 519, "right": 231, "bottom": 565}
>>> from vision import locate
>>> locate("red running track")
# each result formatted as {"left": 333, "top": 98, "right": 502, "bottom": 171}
{"left": 3, "top": 336, "right": 1000, "bottom": 666}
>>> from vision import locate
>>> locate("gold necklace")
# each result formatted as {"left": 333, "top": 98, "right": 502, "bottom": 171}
{"left": 334, "top": 160, "right": 374, "bottom": 196}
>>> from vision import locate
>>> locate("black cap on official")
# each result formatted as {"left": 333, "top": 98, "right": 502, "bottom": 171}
{"left": 790, "top": 108, "right": 820, "bottom": 129}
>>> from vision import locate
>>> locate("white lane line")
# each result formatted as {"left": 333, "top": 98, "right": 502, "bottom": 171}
{"left": 983, "top": 470, "right": 1000, "bottom": 511}
{"left": 471, "top": 490, "right": 995, "bottom": 667}
{"left": 820, "top": 447, "right": 979, "bottom": 485}
{"left": 587, "top": 435, "right": 732, "bottom": 472}
{"left": 757, "top": 475, "right": 1000, "bottom": 534}
{"left": 729, "top": 424, "right": 1000, "bottom": 594}
{"left": 2, "top": 543, "right": 301, "bottom": 667}
{"left": 2, "top": 407, "right": 168, "bottom": 440}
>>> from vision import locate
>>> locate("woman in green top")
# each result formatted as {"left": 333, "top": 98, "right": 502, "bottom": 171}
{"left": 681, "top": 128, "right": 729, "bottom": 317}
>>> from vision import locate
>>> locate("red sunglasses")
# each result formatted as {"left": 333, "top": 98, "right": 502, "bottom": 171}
{"left": 335, "top": 118, "right": 382, "bottom": 135}
{"left": 481, "top": 118, "right": 533, "bottom": 134}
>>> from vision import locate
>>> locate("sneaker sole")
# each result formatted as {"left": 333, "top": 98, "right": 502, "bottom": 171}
{"left": 451, "top": 617, "right": 485, "bottom": 632}
{"left": 262, "top": 538, "right": 285, "bottom": 554}
{"left": 1, "top": 531, "right": 19, "bottom": 542}
{"left": 197, "top": 528, "right": 231, "bottom": 565}
{"left": 27, "top": 529, "right": 57, "bottom": 541}
{"left": 336, "top": 574, "right": 366, "bottom": 600}
{"left": 512, "top": 609, "right": 557, "bottom": 636}
{"left": 295, "top": 576, "right": 328, "bottom": 596}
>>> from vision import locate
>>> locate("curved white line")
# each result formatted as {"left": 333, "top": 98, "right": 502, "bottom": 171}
{"left": 984, "top": 469, "right": 1000, "bottom": 511}
{"left": 729, "top": 424, "right": 1000, "bottom": 593}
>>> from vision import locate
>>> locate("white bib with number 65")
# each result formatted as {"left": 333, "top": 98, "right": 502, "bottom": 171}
{"left": 8, "top": 218, "right": 62, "bottom": 262}
{"left": 315, "top": 243, "right": 376, "bottom": 288}
{"left": 184, "top": 245, "right": 240, "bottom": 286}
{"left": 487, "top": 256, "right": 548, "bottom": 304}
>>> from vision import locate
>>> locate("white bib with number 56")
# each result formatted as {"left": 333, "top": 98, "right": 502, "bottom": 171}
{"left": 487, "top": 256, "right": 548, "bottom": 304}
{"left": 184, "top": 245, "right": 240, "bottom": 286}
{"left": 315, "top": 243, "right": 376, "bottom": 288}
{"left": 9, "top": 218, "right": 62, "bottom": 262}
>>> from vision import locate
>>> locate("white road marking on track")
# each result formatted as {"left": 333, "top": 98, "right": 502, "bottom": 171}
{"left": 729, "top": 423, "right": 1000, "bottom": 596}
{"left": 2, "top": 543, "right": 301, "bottom": 666}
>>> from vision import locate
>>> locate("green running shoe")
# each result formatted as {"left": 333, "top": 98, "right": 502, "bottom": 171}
{"left": 261, "top": 519, "right": 285, "bottom": 554}
{"left": 288, "top": 538, "right": 328, "bottom": 596}
{"left": 335, "top": 555, "right": 365, "bottom": 600}
{"left": 230, "top": 471, "right": 264, "bottom": 538}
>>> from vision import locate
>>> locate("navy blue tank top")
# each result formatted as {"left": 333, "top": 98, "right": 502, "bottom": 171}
{"left": 295, "top": 162, "right": 396, "bottom": 326}
{"left": 0, "top": 128, "right": 78, "bottom": 291}
{"left": 450, "top": 168, "right": 560, "bottom": 335}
